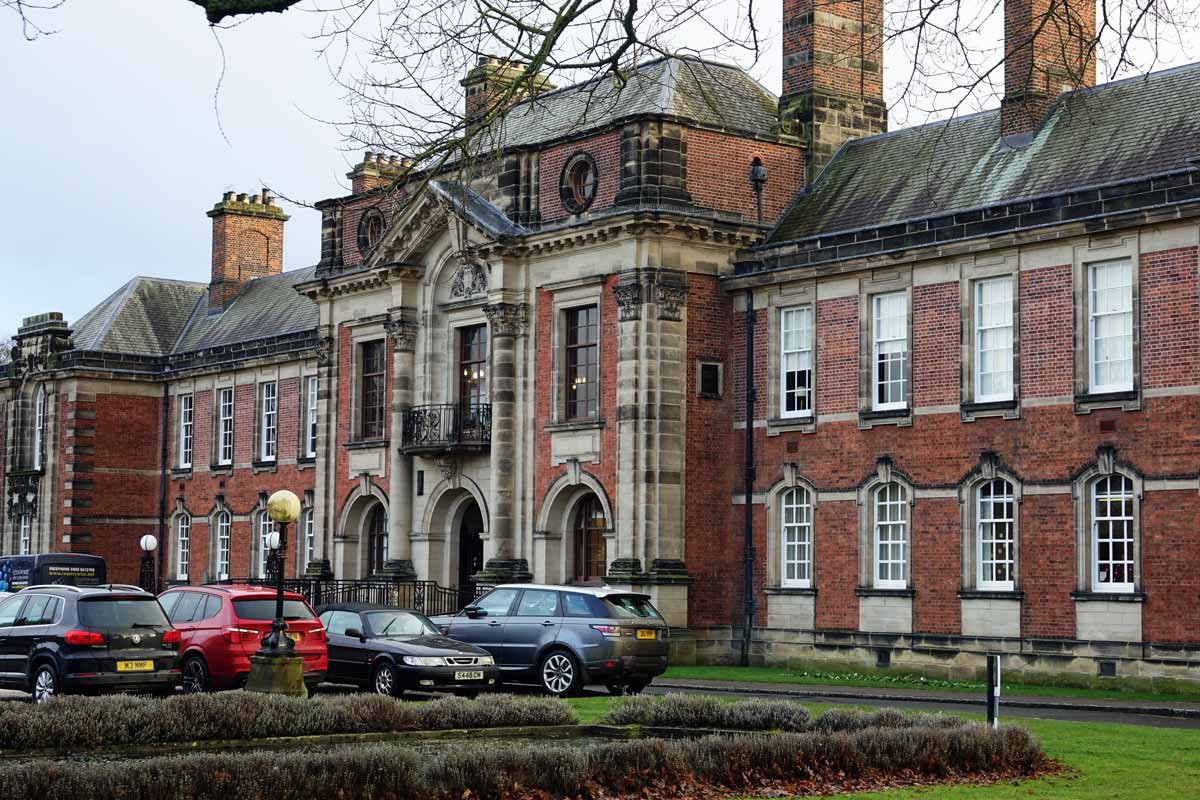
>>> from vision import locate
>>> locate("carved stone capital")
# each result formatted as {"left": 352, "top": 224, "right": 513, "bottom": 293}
{"left": 483, "top": 302, "right": 528, "bottom": 337}
{"left": 613, "top": 280, "right": 642, "bottom": 322}
{"left": 655, "top": 280, "right": 687, "bottom": 321}
{"left": 313, "top": 335, "right": 335, "bottom": 368}
{"left": 384, "top": 317, "right": 419, "bottom": 352}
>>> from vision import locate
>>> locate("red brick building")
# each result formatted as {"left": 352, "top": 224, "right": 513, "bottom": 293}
{"left": 2, "top": 0, "right": 1198, "bottom": 682}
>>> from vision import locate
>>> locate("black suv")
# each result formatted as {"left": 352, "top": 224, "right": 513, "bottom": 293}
{"left": 0, "top": 585, "right": 181, "bottom": 702}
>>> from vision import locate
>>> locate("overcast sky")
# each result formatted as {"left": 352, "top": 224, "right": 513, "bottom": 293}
{"left": 0, "top": 1, "right": 1193, "bottom": 339}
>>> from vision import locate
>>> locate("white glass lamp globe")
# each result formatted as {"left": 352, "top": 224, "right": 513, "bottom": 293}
{"left": 139, "top": 534, "right": 158, "bottom": 553}
{"left": 267, "top": 490, "right": 301, "bottom": 525}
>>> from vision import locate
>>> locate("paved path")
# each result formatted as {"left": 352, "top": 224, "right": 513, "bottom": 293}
{"left": 649, "top": 678, "right": 1200, "bottom": 730}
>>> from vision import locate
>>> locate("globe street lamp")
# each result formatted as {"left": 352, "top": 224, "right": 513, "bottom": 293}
{"left": 138, "top": 535, "right": 158, "bottom": 593}
{"left": 244, "top": 489, "right": 308, "bottom": 697}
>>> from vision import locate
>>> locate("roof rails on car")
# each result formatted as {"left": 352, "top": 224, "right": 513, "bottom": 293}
{"left": 21, "top": 584, "right": 83, "bottom": 592}
{"left": 103, "top": 584, "right": 151, "bottom": 593}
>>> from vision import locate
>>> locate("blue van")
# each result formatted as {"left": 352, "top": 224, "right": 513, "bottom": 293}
{"left": 0, "top": 553, "right": 106, "bottom": 593}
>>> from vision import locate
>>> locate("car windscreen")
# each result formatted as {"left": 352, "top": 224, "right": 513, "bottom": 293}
{"left": 603, "top": 595, "right": 661, "bottom": 620}
{"left": 78, "top": 596, "right": 170, "bottom": 628}
{"left": 233, "top": 599, "right": 315, "bottom": 621}
{"left": 365, "top": 610, "right": 439, "bottom": 637}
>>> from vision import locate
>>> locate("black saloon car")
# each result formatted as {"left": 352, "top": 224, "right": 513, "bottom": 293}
{"left": 317, "top": 604, "right": 497, "bottom": 697}
{"left": 0, "top": 584, "right": 181, "bottom": 702}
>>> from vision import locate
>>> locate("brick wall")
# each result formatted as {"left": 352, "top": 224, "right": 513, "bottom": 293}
{"left": 539, "top": 131, "right": 620, "bottom": 224}
{"left": 686, "top": 131, "right": 804, "bottom": 225}
{"left": 816, "top": 296, "right": 859, "bottom": 415}
{"left": 912, "top": 283, "right": 960, "bottom": 407}
{"left": 1019, "top": 264, "right": 1073, "bottom": 398}
{"left": 1142, "top": 246, "right": 1200, "bottom": 389}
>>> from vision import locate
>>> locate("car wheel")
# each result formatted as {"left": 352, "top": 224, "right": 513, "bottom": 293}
{"left": 540, "top": 650, "right": 581, "bottom": 697}
{"left": 31, "top": 664, "right": 57, "bottom": 704}
{"left": 182, "top": 656, "right": 210, "bottom": 694}
{"left": 605, "top": 683, "right": 626, "bottom": 696}
{"left": 373, "top": 661, "right": 402, "bottom": 698}
{"left": 626, "top": 680, "right": 649, "bottom": 695}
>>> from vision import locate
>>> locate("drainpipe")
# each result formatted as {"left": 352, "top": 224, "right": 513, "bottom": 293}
{"left": 156, "top": 385, "right": 169, "bottom": 592}
{"left": 741, "top": 288, "right": 756, "bottom": 667}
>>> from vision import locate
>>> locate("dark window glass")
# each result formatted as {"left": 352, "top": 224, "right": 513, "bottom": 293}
{"left": 79, "top": 597, "right": 170, "bottom": 628}
{"left": 19, "top": 595, "right": 51, "bottom": 626}
{"left": 366, "top": 505, "right": 388, "bottom": 575}
{"left": 603, "top": 595, "right": 661, "bottom": 619}
{"left": 0, "top": 597, "right": 24, "bottom": 627}
{"left": 158, "top": 592, "right": 181, "bottom": 617}
{"left": 459, "top": 325, "right": 488, "bottom": 410}
{"left": 561, "top": 592, "right": 598, "bottom": 617}
{"left": 472, "top": 588, "right": 518, "bottom": 617}
{"left": 361, "top": 340, "right": 387, "bottom": 440}
{"left": 198, "top": 594, "right": 223, "bottom": 622}
{"left": 700, "top": 363, "right": 721, "bottom": 397}
{"left": 516, "top": 590, "right": 560, "bottom": 617}
{"left": 324, "top": 610, "right": 360, "bottom": 636}
{"left": 170, "top": 591, "right": 202, "bottom": 623}
{"left": 572, "top": 495, "right": 607, "bottom": 582}
{"left": 233, "top": 599, "right": 315, "bottom": 621}
{"left": 38, "top": 597, "right": 62, "bottom": 625}
{"left": 565, "top": 306, "right": 599, "bottom": 420}
{"left": 366, "top": 610, "right": 438, "bottom": 637}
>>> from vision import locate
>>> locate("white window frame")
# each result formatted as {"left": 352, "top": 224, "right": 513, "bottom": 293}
{"left": 305, "top": 376, "right": 318, "bottom": 459}
{"left": 216, "top": 512, "right": 231, "bottom": 580}
{"left": 302, "top": 508, "right": 315, "bottom": 568}
{"left": 18, "top": 515, "right": 31, "bottom": 556}
{"left": 257, "top": 511, "right": 277, "bottom": 580}
{"left": 1087, "top": 259, "right": 1134, "bottom": 394}
{"left": 217, "top": 388, "right": 234, "bottom": 466}
{"left": 873, "top": 482, "right": 908, "bottom": 589}
{"left": 974, "top": 277, "right": 1014, "bottom": 403}
{"left": 32, "top": 385, "right": 45, "bottom": 471}
{"left": 260, "top": 382, "right": 278, "bottom": 462}
{"left": 779, "top": 306, "right": 813, "bottom": 419}
{"left": 178, "top": 394, "right": 194, "bottom": 469}
{"left": 871, "top": 292, "right": 908, "bottom": 411}
{"left": 976, "top": 478, "right": 1015, "bottom": 590}
{"left": 1091, "top": 475, "right": 1136, "bottom": 593}
{"left": 780, "top": 487, "right": 813, "bottom": 588}
{"left": 176, "top": 514, "right": 191, "bottom": 581}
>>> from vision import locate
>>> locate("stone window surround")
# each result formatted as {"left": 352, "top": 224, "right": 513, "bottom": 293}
{"left": 253, "top": 501, "right": 277, "bottom": 581}
{"left": 168, "top": 382, "right": 194, "bottom": 474}
{"left": 448, "top": 311, "right": 490, "bottom": 407}
{"left": 695, "top": 358, "right": 724, "bottom": 400}
{"left": 764, "top": 463, "right": 818, "bottom": 593}
{"left": 548, "top": 279, "right": 606, "bottom": 429}
{"left": 301, "top": 372, "right": 319, "bottom": 462}
{"left": 1072, "top": 234, "right": 1142, "bottom": 414}
{"left": 212, "top": 379, "right": 235, "bottom": 469}
{"left": 856, "top": 458, "right": 915, "bottom": 593}
{"left": 765, "top": 282, "right": 817, "bottom": 433}
{"left": 32, "top": 383, "right": 46, "bottom": 472}
{"left": 178, "top": 393, "right": 194, "bottom": 470}
{"left": 208, "top": 504, "right": 233, "bottom": 582}
{"left": 959, "top": 252, "right": 1021, "bottom": 421}
{"left": 1072, "top": 446, "right": 1145, "bottom": 598}
{"left": 348, "top": 325, "right": 388, "bottom": 445}
{"left": 958, "top": 455, "right": 1023, "bottom": 594}
{"left": 857, "top": 269, "right": 913, "bottom": 429}
{"left": 253, "top": 369, "right": 280, "bottom": 467}
{"left": 296, "top": 491, "right": 315, "bottom": 573}
{"left": 168, "top": 505, "right": 191, "bottom": 582}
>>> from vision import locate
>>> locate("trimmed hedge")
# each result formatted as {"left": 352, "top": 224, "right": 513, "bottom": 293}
{"left": 0, "top": 692, "right": 574, "bottom": 752}
{"left": 601, "top": 693, "right": 967, "bottom": 733}
{"left": 0, "top": 723, "right": 1044, "bottom": 799}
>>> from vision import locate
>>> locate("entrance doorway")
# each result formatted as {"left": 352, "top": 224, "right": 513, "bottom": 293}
{"left": 572, "top": 494, "right": 607, "bottom": 583}
{"left": 365, "top": 504, "right": 388, "bottom": 575}
{"left": 458, "top": 502, "right": 484, "bottom": 598}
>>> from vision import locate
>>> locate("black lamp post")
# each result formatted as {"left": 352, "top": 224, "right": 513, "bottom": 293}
{"left": 138, "top": 535, "right": 158, "bottom": 593}
{"left": 244, "top": 489, "right": 307, "bottom": 696}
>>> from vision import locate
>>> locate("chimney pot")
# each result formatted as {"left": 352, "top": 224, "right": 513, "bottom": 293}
{"left": 364, "top": 150, "right": 375, "bottom": 163}
{"left": 250, "top": 194, "right": 261, "bottom": 205}
{"left": 223, "top": 191, "right": 235, "bottom": 202}
{"left": 237, "top": 193, "right": 248, "bottom": 203}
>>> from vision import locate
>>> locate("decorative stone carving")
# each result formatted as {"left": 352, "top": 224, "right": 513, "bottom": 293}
{"left": 656, "top": 280, "right": 687, "bottom": 321}
{"left": 313, "top": 335, "right": 335, "bottom": 367}
{"left": 979, "top": 451, "right": 1001, "bottom": 481}
{"left": 6, "top": 472, "right": 39, "bottom": 521}
{"left": 1096, "top": 444, "right": 1117, "bottom": 476}
{"left": 613, "top": 280, "right": 642, "bottom": 322}
{"left": 436, "top": 456, "right": 458, "bottom": 481}
{"left": 450, "top": 260, "right": 488, "bottom": 298}
{"left": 482, "top": 302, "right": 528, "bottom": 337}
{"left": 384, "top": 317, "right": 419, "bottom": 351}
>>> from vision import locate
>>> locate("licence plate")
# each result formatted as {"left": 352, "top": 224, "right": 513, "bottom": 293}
{"left": 285, "top": 632, "right": 300, "bottom": 643}
{"left": 454, "top": 670, "right": 484, "bottom": 681}
{"left": 636, "top": 629, "right": 657, "bottom": 640}
{"left": 116, "top": 660, "right": 154, "bottom": 672}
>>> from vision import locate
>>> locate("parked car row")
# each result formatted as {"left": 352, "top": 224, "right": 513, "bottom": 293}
{"left": 0, "top": 580, "right": 669, "bottom": 703}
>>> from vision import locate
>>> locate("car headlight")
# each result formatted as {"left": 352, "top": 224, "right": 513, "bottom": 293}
{"left": 402, "top": 656, "right": 446, "bottom": 667}
{"left": 477, "top": 655, "right": 494, "bottom": 666}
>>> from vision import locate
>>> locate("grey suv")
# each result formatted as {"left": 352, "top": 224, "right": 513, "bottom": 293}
{"left": 432, "top": 584, "right": 669, "bottom": 696}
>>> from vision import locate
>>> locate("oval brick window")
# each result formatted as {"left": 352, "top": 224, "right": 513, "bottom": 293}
{"left": 560, "top": 152, "right": 598, "bottom": 214}
{"left": 357, "top": 206, "right": 386, "bottom": 254}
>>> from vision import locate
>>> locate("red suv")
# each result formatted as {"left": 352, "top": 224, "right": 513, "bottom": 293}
{"left": 158, "top": 585, "right": 327, "bottom": 694}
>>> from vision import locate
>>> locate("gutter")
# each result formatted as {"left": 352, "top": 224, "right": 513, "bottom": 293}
{"left": 155, "top": 384, "right": 168, "bottom": 592}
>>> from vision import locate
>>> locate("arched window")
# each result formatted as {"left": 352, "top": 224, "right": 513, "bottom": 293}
{"left": 976, "top": 478, "right": 1015, "bottom": 590}
{"left": 873, "top": 483, "right": 908, "bottom": 589}
{"left": 1092, "top": 475, "right": 1135, "bottom": 592}
{"left": 32, "top": 385, "right": 45, "bottom": 471}
{"left": 215, "top": 512, "right": 231, "bottom": 580}
{"left": 780, "top": 487, "right": 813, "bottom": 588}
{"left": 257, "top": 512, "right": 277, "bottom": 580}
{"left": 572, "top": 495, "right": 607, "bottom": 583}
{"left": 366, "top": 505, "right": 388, "bottom": 575}
{"left": 176, "top": 514, "right": 191, "bottom": 581}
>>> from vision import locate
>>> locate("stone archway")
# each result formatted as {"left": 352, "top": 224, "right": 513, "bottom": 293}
{"left": 535, "top": 468, "right": 614, "bottom": 585}
{"left": 336, "top": 481, "right": 389, "bottom": 579}
{"left": 420, "top": 476, "right": 490, "bottom": 588}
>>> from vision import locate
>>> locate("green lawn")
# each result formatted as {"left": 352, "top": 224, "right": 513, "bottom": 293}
{"left": 662, "top": 665, "right": 1200, "bottom": 705}
{"left": 566, "top": 695, "right": 1200, "bottom": 799}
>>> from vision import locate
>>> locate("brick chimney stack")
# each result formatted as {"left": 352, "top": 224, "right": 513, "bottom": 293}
{"left": 1001, "top": 0, "right": 1096, "bottom": 138}
{"left": 206, "top": 188, "right": 288, "bottom": 313}
{"left": 779, "top": 0, "right": 887, "bottom": 181}
{"left": 347, "top": 151, "right": 412, "bottom": 194}
{"left": 461, "top": 55, "right": 555, "bottom": 123}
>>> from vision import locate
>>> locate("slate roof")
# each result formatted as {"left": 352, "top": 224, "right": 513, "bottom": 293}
{"left": 480, "top": 56, "right": 780, "bottom": 150}
{"left": 173, "top": 267, "right": 319, "bottom": 353}
{"left": 429, "top": 180, "right": 528, "bottom": 239}
{"left": 769, "top": 61, "right": 1200, "bottom": 245}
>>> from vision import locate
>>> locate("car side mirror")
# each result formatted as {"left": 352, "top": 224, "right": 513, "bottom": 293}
{"left": 345, "top": 627, "right": 365, "bottom": 640}
{"left": 463, "top": 606, "right": 485, "bottom": 618}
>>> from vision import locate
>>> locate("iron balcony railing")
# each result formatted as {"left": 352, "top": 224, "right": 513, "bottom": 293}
{"left": 401, "top": 403, "right": 491, "bottom": 455}
{"left": 218, "top": 578, "right": 490, "bottom": 617}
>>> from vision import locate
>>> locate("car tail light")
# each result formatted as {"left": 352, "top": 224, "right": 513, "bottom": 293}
{"left": 222, "top": 627, "right": 260, "bottom": 644}
{"left": 308, "top": 629, "right": 325, "bottom": 643}
{"left": 590, "top": 624, "right": 622, "bottom": 637}
{"left": 163, "top": 630, "right": 181, "bottom": 646}
{"left": 64, "top": 630, "right": 106, "bottom": 647}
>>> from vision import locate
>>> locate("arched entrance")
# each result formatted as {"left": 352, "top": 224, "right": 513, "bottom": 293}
{"left": 458, "top": 501, "right": 485, "bottom": 598}
{"left": 571, "top": 494, "right": 607, "bottom": 583}
{"left": 365, "top": 504, "right": 388, "bottom": 575}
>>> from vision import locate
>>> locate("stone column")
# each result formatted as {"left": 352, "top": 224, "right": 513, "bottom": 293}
{"left": 383, "top": 313, "right": 419, "bottom": 579}
{"left": 476, "top": 301, "right": 532, "bottom": 584}
{"left": 306, "top": 329, "right": 336, "bottom": 578}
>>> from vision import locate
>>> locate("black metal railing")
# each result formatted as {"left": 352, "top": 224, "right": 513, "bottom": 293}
{"left": 218, "top": 578, "right": 490, "bottom": 617}
{"left": 401, "top": 403, "right": 491, "bottom": 454}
